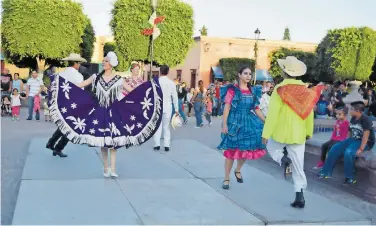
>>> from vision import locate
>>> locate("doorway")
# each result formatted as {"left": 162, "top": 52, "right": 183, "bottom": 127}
{"left": 190, "top": 69, "right": 197, "bottom": 88}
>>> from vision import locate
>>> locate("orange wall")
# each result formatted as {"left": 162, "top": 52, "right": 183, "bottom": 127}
{"left": 3, "top": 63, "right": 30, "bottom": 79}
{"left": 168, "top": 41, "right": 201, "bottom": 85}
{"left": 198, "top": 36, "right": 318, "bottom": 87}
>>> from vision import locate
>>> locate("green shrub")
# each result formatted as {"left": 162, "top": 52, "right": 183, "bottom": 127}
{"left": 111, "top": 0, "right": 194, "bottom": 71}
{"left": 219, "top": 58, "right": 255, "bottom": 82}
{"left": 316, "top": 27, "right": 376, "bottom": 81}
{"left": 269, "top": 48, "right": 317, "bottom": 82}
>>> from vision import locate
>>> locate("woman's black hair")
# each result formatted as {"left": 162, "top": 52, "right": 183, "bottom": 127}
{"left": 92, "top": 70, "right": 105, "bottom": 94}
{"left": 198, "top": 80, "right": 204, "bottom": 93}
{"left": 237, "top": 65, "right": 254, "bottom": 93}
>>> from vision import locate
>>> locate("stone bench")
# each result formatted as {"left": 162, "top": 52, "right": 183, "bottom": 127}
{"left": 308, "top": 119, "right": 376, "bottom": 203}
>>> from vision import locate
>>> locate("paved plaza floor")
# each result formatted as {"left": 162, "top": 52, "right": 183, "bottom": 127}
{"left": 11, "top": 140, "right": 373, "bottom": 224}
{"left": 2, "top": 108, "right": 376, "bottom": 225}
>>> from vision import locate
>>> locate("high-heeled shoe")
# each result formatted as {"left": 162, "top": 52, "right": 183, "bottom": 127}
{"left": 234, "top": 171, "right": 243, "bottom": 183}
{"left": 222, "top": 180, "right": 230, "bottom": 190}
{"left": 110, "top": 168, "right": 118, "bottom": 178}
{"left": 103, "top": 168, "right": 111, "bottom": 178}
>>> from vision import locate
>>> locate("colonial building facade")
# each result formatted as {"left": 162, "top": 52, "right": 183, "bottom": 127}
{"left": 3, "top": 36, "right": 317, "bottom": 86}
{"left": 145, "top": 36, "right": 318, "bottom": 88}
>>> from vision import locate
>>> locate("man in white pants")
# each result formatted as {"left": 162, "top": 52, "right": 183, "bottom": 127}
{"left": 153, "top": 65, "right": 179, "bottom": 152}
{"left": 262, "top": 56, "right": 320, "bottom": 209}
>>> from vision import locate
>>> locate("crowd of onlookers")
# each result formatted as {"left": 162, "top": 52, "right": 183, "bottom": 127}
{"left": 314, "top": 80, "right": 376, "bottom": 120}
{"left": 1, "top": 68, "right": 49, "bottom": 121}
{"left": 172, "top": 78, "right": 275, "bottom": 128}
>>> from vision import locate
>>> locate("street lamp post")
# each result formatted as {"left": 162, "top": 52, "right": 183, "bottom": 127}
{"left": 253, "top": 28, "right": 261, "bottom": 85}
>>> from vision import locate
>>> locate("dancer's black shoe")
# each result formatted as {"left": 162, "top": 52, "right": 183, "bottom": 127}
{"left": 222, "top": 180, "right": 230, "bottom": 190}
{"left": 46, "top": 141, "right": 55, "bottom": 151}
{"left": 282, "top": 147, "right": 292, "bottom": 179}
{"left": 234, "top": 171, "right": 243, "bottom": 183}
{"left": 290, "top": 189, "right": 305, "bottom": 208}
{"left": 53, "top": 150, "right": 68, "bottom": 158}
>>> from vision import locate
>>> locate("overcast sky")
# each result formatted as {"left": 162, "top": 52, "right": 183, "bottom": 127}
{"left": 50, "top": 0, "right": 376, "bottom": 43}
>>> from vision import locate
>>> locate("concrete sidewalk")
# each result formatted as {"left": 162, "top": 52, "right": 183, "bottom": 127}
{"left": 12, "top": 137, "right": 372, "bottom": 225}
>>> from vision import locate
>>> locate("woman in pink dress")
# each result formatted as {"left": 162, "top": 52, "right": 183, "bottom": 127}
{"left": 123, "top": 62, "right": 144, "bottom": 96}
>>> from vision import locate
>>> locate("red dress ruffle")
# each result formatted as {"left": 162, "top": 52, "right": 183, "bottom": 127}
{"left": 223, "top": 149, "right": 266, "bottom": 160}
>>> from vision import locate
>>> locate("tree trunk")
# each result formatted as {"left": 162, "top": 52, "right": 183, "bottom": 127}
{"left": 36, "top": 56, "right": 46, "bottom": 73}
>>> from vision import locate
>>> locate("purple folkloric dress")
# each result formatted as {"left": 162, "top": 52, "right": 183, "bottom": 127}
{"left": 48, "top": 74, "right": 163, "bottom": 149}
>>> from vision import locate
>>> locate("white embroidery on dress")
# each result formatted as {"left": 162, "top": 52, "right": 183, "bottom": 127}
{"left": 124, "top": 124, "right": 135, "bottom": 134}
{"left": 60, "top": 80, "right": 71, "bottom": 100}
{"left": 89, "top": 108, "right": 95, "bottom": 115}
{"left": 110, "top": 122, "right": 121, "bottom": 136}
{"left": 66, "top": 116, "right": 86, "bottom": 133}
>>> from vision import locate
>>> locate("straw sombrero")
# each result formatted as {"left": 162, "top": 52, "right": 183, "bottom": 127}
{"left": 62, "top": 53, "right": 87, "bottom": 62}
{"left": 171, "top": 115, "right": 182, "bottom": 129}
{"left": 277, "top": 56, "right": 307, "bottom": 77}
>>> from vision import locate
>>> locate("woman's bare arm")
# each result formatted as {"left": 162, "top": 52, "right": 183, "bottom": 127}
{"left": 191, "top": 91, "right": 198, "bottom": 102}
{"left": 77, "top": 77, "right": 94, "bottom": 88}
{"left": 255, "top": 108, "right": 265, "bottom": 122}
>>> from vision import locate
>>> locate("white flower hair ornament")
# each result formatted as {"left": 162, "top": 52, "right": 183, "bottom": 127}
{"left": 106, "top": 51, "right": 119, "bottom": 67}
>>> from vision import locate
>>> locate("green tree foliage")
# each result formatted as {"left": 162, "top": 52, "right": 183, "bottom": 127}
{"left": 1, "top": 0, "right": 86, "bottom": 71}
{"left": 200, "top": 25, "right": 208, "bottom": 36}
{"left": 269, "top": 48, "right": 317, "bottom": 82}
{"left": 103, "top": 42, "right": 116, "bottom": 56}
{"left": 219, "top": 58, "right": 255, "bottom": 82}
{"left": 369, "top": 58, "right": 376, "bottom": 82}
{"left": 316, "top": 27, "right": 376, "bottom": 81}
{"left": 80, "top": 16, "right": 96, "bottom": 62}
{"left": 111, "top": 0, "right": 194, "bottom": 71}
{"left": 283, "top": 27, "right": 291, "bottom": 41}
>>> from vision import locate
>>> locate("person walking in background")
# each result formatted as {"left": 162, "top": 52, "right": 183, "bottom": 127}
{"left": 205, "top": 95, "right": 213, "bottom": 125}
{"left": 191, "top": 80, "right": 206, "bottom": 128}
{"left": 186, "top": 88, "right": 195, "bottom": 117}
{"left": 259, "top": 85, "right": 274, "bottom": 118}
{"left": 212, "top": 81, "right": 221, "bottom": 117}
{"left": 26, "top": 70, "right": 44, "bottom": 121}
{"left": 177, "top": 81, "right": 188, "bottom": 124}
{"left": 153, "top": 65, "right": 179, "bottom": 152}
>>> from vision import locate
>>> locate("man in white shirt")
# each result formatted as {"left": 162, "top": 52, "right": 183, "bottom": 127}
{"left": 46, "top": 53, "right": 86, "bottom": 158}
{"left": 26, "top": 70, "right": 44, "bottom": 121}
{"left": 153, "top": 65, "right": 179, "bottom": 152}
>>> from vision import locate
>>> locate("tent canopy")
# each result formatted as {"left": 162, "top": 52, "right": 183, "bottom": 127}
{"left": 212, "top": 66, "right": 224, "bottom": 79}
{"left": 255, "top": 69, "right": 273, "bottom": 81}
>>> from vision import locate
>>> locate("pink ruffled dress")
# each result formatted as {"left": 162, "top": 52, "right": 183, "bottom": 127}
{"left": 123, "top": 76, "right": 144, "bottom": 96}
